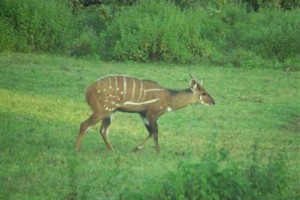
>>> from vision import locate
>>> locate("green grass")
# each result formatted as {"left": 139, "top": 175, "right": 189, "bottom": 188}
{"left": 0, "top": 53, "right": 299, "bottom": 199}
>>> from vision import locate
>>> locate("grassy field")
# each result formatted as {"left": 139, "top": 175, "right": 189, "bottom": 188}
{"left": 0, "top": 53, "right": 299, "bottom": 199}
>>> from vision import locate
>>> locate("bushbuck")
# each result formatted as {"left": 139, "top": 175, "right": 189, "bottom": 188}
{"left": 75, "top": 74, "right": 215, "bottom": 154}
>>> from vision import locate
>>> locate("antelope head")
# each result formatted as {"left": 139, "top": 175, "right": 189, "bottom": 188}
{"left": 190, "top": 74, "right": 215, "bottom": 106}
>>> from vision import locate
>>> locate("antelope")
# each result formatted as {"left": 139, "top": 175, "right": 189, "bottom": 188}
{"left": 75, "top": 74, "right": 215, "bottom": 154}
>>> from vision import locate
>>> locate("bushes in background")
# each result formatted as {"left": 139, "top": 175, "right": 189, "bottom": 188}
{"left": 0, "top": 0, "right": 77, "bottom": 53}
{"left": 237, "top": 8, "right": 300, "bottom": 62}
{"left": 99, "top": 1, "right": 197, "bottom": 62}
{"left": 99, "top": 1, "right": 299, "bottom": 67}
{"left": 0, "top": 0, "right": 299, "bottom": 68}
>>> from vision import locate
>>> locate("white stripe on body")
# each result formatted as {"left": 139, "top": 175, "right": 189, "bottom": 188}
{"left": 108, "top": 77, "right": 112, "bottom": 89}
{"left": 144, "top": 88, "right": 164, "bottom": 92}
{"left": 96, "top": 76, "right": 164, "bottom": 107}
{"left": 114, "top": 76, "right": 118, "bottom": 90}
{"left": 137, "top": 80, "right": 144, "bottom": 102}
{"left": 139, "top": 87, "right": 164, "bottom": 103}
{"left": 131, "top": 78, "right": 136, "bottom": 101}
{"left": 123, "top": 76, "right": 127, "bottom": 100}
{"left": 123, "top": 98, "right": 160, "bottom": 106}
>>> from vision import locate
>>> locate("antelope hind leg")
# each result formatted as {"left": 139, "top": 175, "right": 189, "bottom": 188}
{"left": 75, "top": 114, "right": 103, "bottom": 151}
{"left": 100, "top": 117, "right": 114, "bottom": 151}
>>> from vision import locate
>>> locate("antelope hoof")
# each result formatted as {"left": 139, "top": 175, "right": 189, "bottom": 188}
{"left": 75, "top": 146, "right": 80, "bottom": 152}
{"left": 133, "top": 146, "right": 143, "bottom": 152}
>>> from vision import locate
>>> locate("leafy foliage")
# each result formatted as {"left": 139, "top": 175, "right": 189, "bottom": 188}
{"left": 0, "top": 0, "right": 299, "bottom": 68}
{"left": 124, "top": 143, "right": 289, "bottom": 200}
{"left": 99, "top": 1, "right": 300, "bottom": 68}
{"left": 0, "top": 0, "right": 77, "bottom": 53}
{"left": 99, "top": 1, "right": 192, "bottom": 62}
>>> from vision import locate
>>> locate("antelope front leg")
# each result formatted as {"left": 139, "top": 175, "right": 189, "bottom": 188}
{"left": 133, "top": 114, "right": 153, "bottom": 152}
{"left": 100, "top": 116, "right": 114, "bottom": 152}
{"left": 147, "top": 114, "right": 160, "bottom": 154}
{"left": 135, "top": 114, "right": 160, "bottom": 154}
{"left": 153, "top": 135, "right": 160, "bottom": 155}
{"left": 133, "top": 134, "right": 152, "bottom": 152}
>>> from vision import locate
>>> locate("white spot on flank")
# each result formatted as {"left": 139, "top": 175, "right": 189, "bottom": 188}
{"left": 97, "top": 90, "right": 101, "bottom": 93}
{"left": 167, "top": 107, "right": 173, "bottom": 112}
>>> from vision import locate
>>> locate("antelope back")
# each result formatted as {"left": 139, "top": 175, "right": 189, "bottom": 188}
{"left": 88, "top": 75, "right": 166, "bottom": 112}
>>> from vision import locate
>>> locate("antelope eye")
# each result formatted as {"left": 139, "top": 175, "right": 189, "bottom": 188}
{"left": 201, "top": 92, "right": 206, "bottom": 96}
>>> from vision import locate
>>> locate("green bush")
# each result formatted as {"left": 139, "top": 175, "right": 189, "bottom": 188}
{"left": 71, "top": 26, "right": 99, "bottom": 58}
{"left": 0, "top": 19, "right": 17, "bottom": 52}
{"left": 123, "top": 144, "right": 289, "bottom": 200}
{"left": 99, "top": 1, "right": 300, "bottom": 66}
{"left": 195, "top": 5, "right": 300, "bottom": 68}
{"left": 0, "top": 0, "right": 77, "bottom": 53}
{"left": 237, "top": 8, "right": 300, "bottom": 62}
{"left": 0, "top": 0, "right": 299, "bottom": 68}
{"left": 204, "top": 5, "right": 300, "bottom": 68}
{"left": 99, "top": 0, "right": 218, "bottom": 63}
{"left": 100, "top": 0, "right": 183, "bottom": 62}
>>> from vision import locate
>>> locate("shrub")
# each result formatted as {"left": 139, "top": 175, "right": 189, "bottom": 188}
{"left": 0, "top": 19, "right": 17, "bottom": 52}
{"left": 236, "top": 8, "right": 300, "bottom": 62}
{"left": 123, "top": 143, "right": 289, "bottom": 200}
{"left": 100, "top": 0, "right": 184, "bottom": 62}
{"left": 1, "top": 0, "right": 299, "bottom": 67}
{"left": 0, "top": 0, "right": 77, "bottom": 54}
{"left": 71, "top": 26, "right": 99, "bottom": 58}
{"left": 99, "top": 0, "right": 221, "bottom": 63}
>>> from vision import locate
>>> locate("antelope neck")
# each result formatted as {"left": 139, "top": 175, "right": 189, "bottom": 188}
{"left": 168, "top": 89, "right": 194, "bottom": 111}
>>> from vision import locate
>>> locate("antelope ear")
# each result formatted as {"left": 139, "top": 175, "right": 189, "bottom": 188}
{"left": 190, "top": 79, "right": 198, "bottom": 90}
